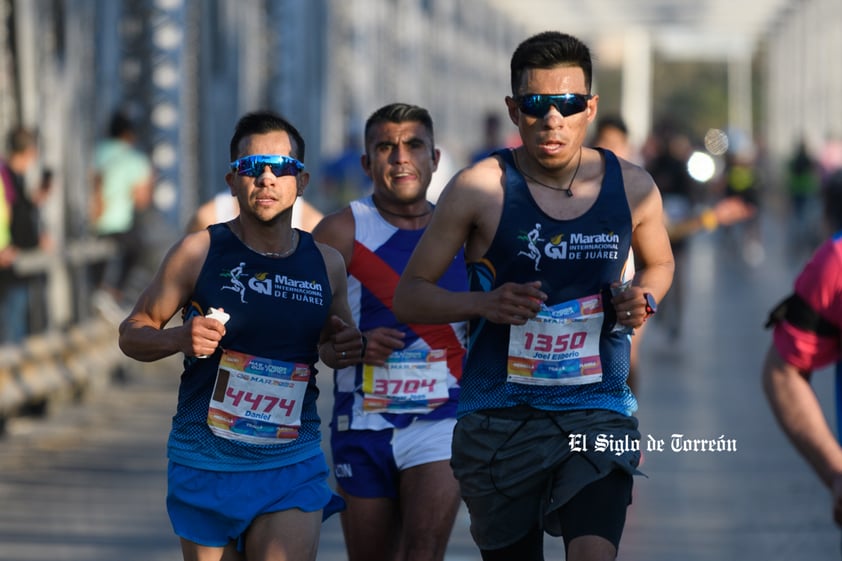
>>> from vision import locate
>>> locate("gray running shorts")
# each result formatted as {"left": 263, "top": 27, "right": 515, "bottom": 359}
{"left": 450, "top": 407, "right": 641, "bottom": 550}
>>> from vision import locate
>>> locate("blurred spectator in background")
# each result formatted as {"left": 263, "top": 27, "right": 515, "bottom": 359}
{"left": 89, "top": 110, "right": 154, "bottom": 308}
{"left": 320, "top": 130, "right": 371, "bottom": 212}
{"left": 591, "top": 114, "right": 640, "bottom": 164}
{"left": 0, "top": 127, "right": 53, "bottom": 343}
{"left": 468, "top": 111, "right": 505, "bottom": 164}
{"left": 819, "top": 133, "right": 842, "bottom": 184}
{"left": 0, "top": 161, "right": 13, "bottom": 316}
{"left": 720, "top": 147, "right": 764, "bottom": 266}
{"left": 643, "top": 121, "right": 695, "bottom": 340}
{"left": 786, "top": 138, "right": 821, "bottom": 253}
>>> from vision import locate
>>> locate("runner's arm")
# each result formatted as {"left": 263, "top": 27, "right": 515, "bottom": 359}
{"left": 311, "top": 206, "right": 355, "bottom": 267}
{"left": 118, "top": 231, "right": 225, "bottom": 361}
{"left": 317, "top": 241, "right": 363, "bottom": 368}
{"left": 627, "top": 167, "right": 674, "bottom": 304}
{"left": 762, "top": 344, "right": 842, "bottom": 526}
{"left": 394, "top": 166, "right": 546, "bottom": 325}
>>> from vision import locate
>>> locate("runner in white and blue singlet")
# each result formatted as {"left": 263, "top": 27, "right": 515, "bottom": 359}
{"left": 313, "top": 103, "right": 467, "bottom": 561}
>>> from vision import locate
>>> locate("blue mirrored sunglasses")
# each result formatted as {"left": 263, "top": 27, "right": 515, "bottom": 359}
{"left": 230, "top": 154, "right": 305, "bottom": 178}
{"left": 517, "top": 93, "right": 592, "bottom": 118}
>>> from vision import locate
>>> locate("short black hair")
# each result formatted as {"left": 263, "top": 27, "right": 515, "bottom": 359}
{"left": 229, "top": 110, "right": 306, "bottom": 162}
{"left": 6, "top": 127, "right": 37, "bottom": 154}
{"left": 108, "top": 111, "right": 136, "bottom": 138}
{"left": 363, "top": 103, "right": 435, "bottom": 157}
{"left": 510, "top": 31, "right": 593, "bottom": 96}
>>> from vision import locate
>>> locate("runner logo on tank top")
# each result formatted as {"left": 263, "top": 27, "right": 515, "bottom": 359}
{"left": 219, "top": 262, "right": 325, "bottom": 306}
{"left": 518, "top": 227, "right": 621, "bottom": 270}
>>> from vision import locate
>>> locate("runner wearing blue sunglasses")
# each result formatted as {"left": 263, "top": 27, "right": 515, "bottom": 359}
{"left": 119, "top": 109, "right": 364, "bottom": 561}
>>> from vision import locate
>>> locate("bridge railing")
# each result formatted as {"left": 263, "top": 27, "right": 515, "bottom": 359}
{"left": 0, "top": 238, "right": 130, "bottom": 434}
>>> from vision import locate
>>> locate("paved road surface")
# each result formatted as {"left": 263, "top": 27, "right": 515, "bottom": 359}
{"left": 0, "top": 213, "right": 838, "bottom": 560}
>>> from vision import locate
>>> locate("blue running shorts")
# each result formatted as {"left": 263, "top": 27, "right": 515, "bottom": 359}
{"left": 331, "top": 417, "right": 456, "bottom": 498}
{"left": 167, "top": 453, "right": 344, "bottom": 548}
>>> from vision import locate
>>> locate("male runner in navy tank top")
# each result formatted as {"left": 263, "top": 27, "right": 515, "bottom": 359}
{"left": 394, "top": 32, "right": 674, "bottom": 561}
{"left": 313, "top": 103, "right": 467, "bottom": 561}
{"left": 119, "top": 110, "right": 363, "bottom": 561}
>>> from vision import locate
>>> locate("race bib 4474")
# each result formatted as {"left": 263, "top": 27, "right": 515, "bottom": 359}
{"left": 207, "top": 349, "right": 310, "bottom": 445}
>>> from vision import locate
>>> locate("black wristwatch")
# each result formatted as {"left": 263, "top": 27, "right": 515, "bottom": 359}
{"left": 644, "top": 293, "right": 657, "bottom": 318}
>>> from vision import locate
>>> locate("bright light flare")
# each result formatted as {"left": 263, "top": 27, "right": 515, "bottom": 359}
{"left": 687, "top": 151, "right": 716, "bottom": 183}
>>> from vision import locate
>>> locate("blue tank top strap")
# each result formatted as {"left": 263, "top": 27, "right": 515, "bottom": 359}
{"left": 494, "top": 147, "right": 516, "bottom": 168}
{"left": 599, "top": 148, "right": 622, "bottom": 191}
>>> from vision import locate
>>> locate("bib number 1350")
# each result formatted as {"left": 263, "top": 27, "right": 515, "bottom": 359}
{"left": 523, "top": 331, "right": 587, "bottom": 353}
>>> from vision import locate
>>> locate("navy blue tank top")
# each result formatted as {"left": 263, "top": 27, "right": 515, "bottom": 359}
{"left": 167, "top": 224, "right": 332, "bottom": 470}
{"left": 461, "top": 148, "right": 637, "bottom": 416}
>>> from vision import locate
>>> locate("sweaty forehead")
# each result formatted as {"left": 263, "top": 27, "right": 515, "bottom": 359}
{"left": 237, "top": 130, "right": 293, "bottom": 158}
{"left": 368, "top": 121, "right": 430, "bottom": 146}
{"left": 518, "top": 65, "right": 587, "bottom": 95}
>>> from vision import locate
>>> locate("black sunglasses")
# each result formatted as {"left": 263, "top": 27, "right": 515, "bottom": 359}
{"left": 517, "top": 93, "right": 592, "bottom": 118}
